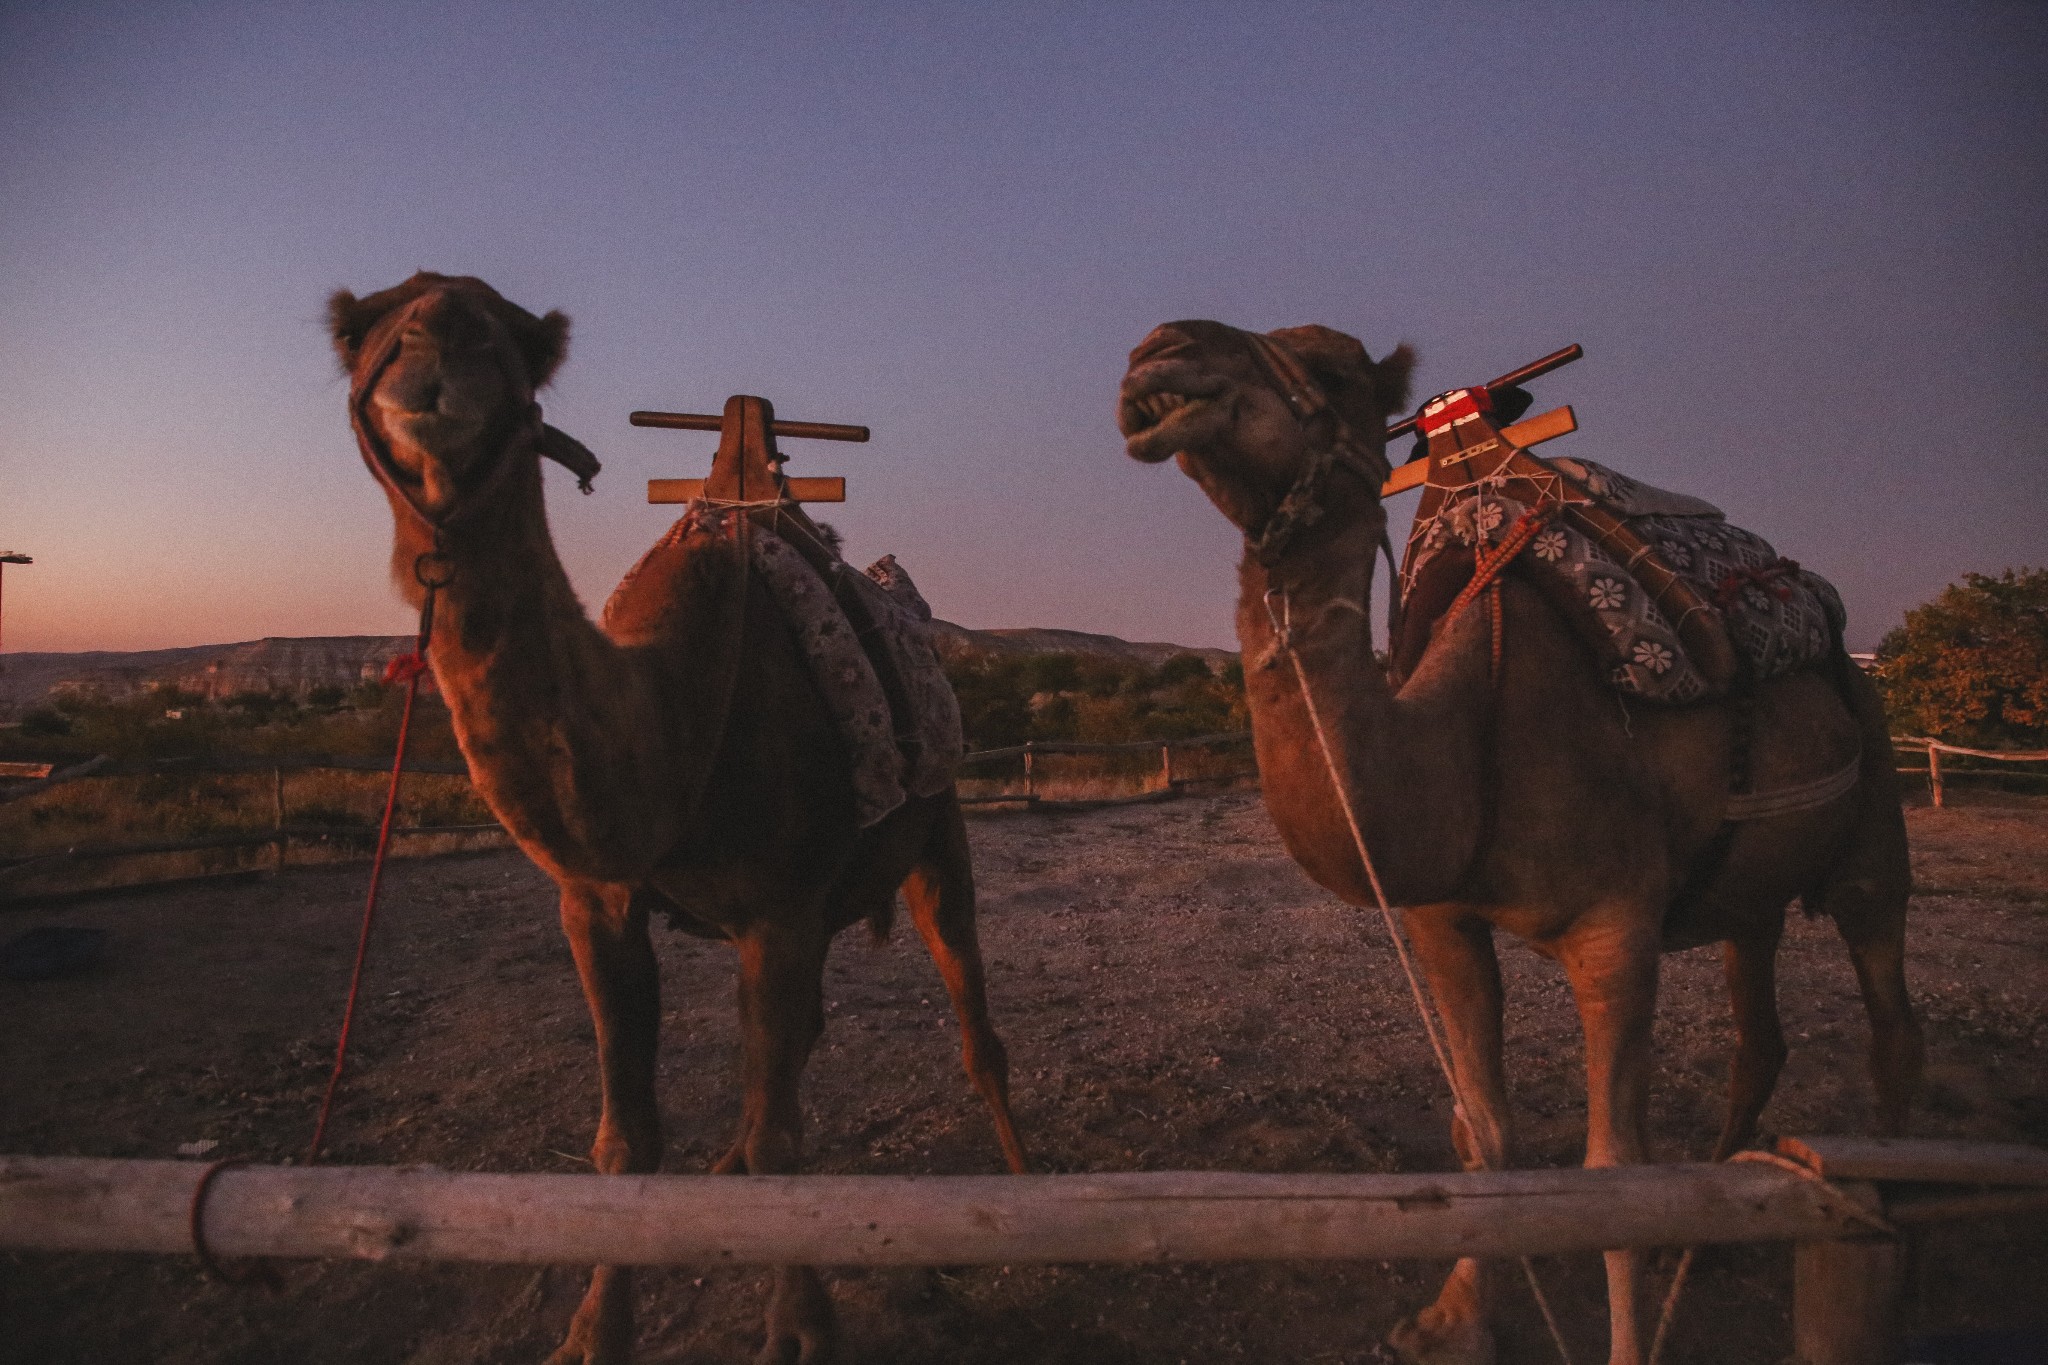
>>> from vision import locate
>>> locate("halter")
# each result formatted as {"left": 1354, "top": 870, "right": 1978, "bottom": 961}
{"left": 347, "top": 298, "right": 600, "bottom": 534}
{"left": 1241, "top": 333, "right": 1395, "bottom": 567}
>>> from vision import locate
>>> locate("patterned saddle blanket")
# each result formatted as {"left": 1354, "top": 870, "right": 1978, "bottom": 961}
{"left": 648, "top": 504, "right": 963, "bottom": 827}
{"left": 1398, "top": 456, "right": 1846, "bottom": 704}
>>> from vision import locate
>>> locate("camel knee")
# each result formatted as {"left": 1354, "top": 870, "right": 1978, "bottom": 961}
{"left": 962, "top": 1028, "right": 1010, "bottom": 1087}
{"left": 1731, "top": 1030, "right": 1788, "bottom": 1097}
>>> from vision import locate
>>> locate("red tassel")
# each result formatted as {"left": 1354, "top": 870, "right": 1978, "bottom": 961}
{"left": 382, "top": 652, "right": 429, "bottom": 685}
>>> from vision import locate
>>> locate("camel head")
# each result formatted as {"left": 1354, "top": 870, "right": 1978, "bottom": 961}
{"left": 329, "top": 272, "right": 596, "bottom": 526}
{"left": 1118, "top": 320, "right": 1414, "bottom": 554}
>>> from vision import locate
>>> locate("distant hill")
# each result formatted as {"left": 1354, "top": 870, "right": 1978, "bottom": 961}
{"left": 0, "top": 625, "right": 1234, "bottom": 717}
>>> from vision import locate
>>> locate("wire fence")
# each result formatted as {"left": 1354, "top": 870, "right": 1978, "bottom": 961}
{"left": 3, "top": 730, "right": 2041, "bottom": 903}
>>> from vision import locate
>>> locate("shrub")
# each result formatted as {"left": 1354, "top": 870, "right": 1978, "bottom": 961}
{"left": 19, "top": 707, "right": 72, "bottom": 737}
{"left": 1876, "top": 567, "right": 2048, "bottom": 747}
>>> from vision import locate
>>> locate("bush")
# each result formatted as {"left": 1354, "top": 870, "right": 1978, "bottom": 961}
{"left": 1154, "top": 652, "right": 1213, "bottom": 687}
{"left": 1876, "top": 567, "right": 2048, "bottom": 747}
{"left": 19, "top": 707, "right": 72, "bottom": 737}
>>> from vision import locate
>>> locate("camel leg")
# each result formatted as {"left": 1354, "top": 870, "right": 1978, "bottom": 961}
{"left": 1712, "top": 915, "right": 1788, "bottom": 1161}
{"left": 730, "top": 924, "right": 835, "bottom": 1365}
{"left": 1821, "top": 670, "right": 1922, "bottom": 1135}
{"left": 1387, "top": 910, "right": 1513, "bottom": 1365}
{"left": 1560, "top": 912, "right": 1662, "bottom": 1365}
{"left": 549, "top": 882, "right": 663, "bottom": 1365}
{"left": 903, "top": 800, "right": 1029, "bottom": 1173}
{"left": 1829, "top": 891, "right": 1922, "bottom": 1136}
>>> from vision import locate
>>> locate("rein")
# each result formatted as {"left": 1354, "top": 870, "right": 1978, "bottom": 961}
{"left": 1246, "top": 338, "right": 1578, "bottom": 1363}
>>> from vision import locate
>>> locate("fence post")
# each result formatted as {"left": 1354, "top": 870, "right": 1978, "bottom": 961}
{"left": 1928, "top": 743, "right": 1943, "bottom": 809}
{"left": 1793, "top": 1182, "right": 1903, "bottom": 1365}
{"left": 1022, "top": 743, "right": 1035, "bottom": 801}
{"left": 1160, "top": 743, "right": 1174, "bottom": 790}
{"left": 270, "top": 767, "right": 286, "bottom": 873}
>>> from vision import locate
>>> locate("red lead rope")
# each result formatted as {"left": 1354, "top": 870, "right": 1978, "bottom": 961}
{"left": 191, "top": 563, "right": 448, "bottom": 1281}
{"left": 306, "top": 577, "right": 441, "bottom": 1162}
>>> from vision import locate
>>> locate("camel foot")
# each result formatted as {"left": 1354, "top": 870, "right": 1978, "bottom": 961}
{"left": 1386, "top": 1305, "right": 1496, "bottom": 1365}
{"left": 544, "top": 1268, "right": 634, "bottom": 1365}
{"left": 754, "top": 1268, "right": 836, "bottom": 1365}
{"left": 543, "top": 1318, "right": 630, "bottom": 1365}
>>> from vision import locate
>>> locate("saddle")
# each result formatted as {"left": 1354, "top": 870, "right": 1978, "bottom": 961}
{"left": 623, "top": 502, "right": 963, "bottom": 828}
{"left": 1392, "top": 386, "right": 1845, "bottom": 703}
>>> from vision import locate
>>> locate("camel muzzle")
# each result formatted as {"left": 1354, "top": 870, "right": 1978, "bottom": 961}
{"left": 349, "top": 298, "right": 598, "bottom": 530}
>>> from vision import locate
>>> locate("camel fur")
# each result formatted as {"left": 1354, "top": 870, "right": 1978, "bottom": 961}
{"left": 333, "top": 272, "right": 1026, "bottom": 1365}
{"left": 1117, "top": 319, "right": 1919, "bottom": 1365}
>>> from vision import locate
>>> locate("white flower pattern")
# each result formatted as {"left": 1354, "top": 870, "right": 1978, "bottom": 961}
{"left": 1632, "top": 640, "right": 1675, "bottom": 674}
{"left": 1397, "top": 457, "right": 1844, "bottom": 706}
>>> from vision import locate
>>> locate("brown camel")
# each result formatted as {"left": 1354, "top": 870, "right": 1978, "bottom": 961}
{"left": 1116, "top": 319, "right": 1920, "bottom": 1365}
{"left": 330, "top": 272, "right": 1027, "bottom": 1365}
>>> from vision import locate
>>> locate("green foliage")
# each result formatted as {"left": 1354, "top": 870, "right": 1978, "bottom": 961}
{"left": 19, "top": 706, "right": 72, "bottom": 737}
{"left": 1876, "top": 567, "right": 2048, "bottom": 747}
{"left": 1154, "top": 652, "right": 1212, "bottom": 687}
{"left": 0, "top": 681, "right": 464, "bottom": 766}
{"left": 940, "top": 647, "right": 1246, "bottom": 750}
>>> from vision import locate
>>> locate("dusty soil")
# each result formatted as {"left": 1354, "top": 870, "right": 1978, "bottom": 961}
{"left": 3, "top": 790, "right": 2043, "bottom": 1365}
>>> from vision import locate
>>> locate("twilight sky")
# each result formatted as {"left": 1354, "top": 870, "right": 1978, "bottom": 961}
{"left": 2, "top": 1, "right": 2042, "bottom": 655}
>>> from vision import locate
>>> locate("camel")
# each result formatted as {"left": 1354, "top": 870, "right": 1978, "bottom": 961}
{"left": 330, "top": 272, "right": 1027, "bottom": 1365}
{"left": 1116, "top": 319, "right": 1920, "bottom": 1365}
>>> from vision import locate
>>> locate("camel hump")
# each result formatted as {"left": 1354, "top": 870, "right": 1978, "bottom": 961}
{"left": 1548, "top": 456, "right": 1725, "bottom": 520}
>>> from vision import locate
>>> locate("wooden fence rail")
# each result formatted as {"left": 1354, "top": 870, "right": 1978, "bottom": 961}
{"left": 1891, "top": 735, "right": 2048, "bottom": 808}
{"left": 956, "top": 731, "right": 1253, "bottom": 807}
{"left": 0, "top": 1155, "right": 1873, "bottom": 1267}
{"left": 6, "top": 1138, "right": 2045, "bottom": 1364}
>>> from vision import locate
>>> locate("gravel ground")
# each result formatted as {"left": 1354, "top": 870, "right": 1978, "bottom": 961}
{"left": 2, "top": 789, "right": 2042, "bottom": 1364}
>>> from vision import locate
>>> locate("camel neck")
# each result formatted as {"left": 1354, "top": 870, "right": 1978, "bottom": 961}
{"left": 1233, "top": 475, "right": 1495, "bottom": 906}
{"left": 387, "top": 465, "right": 682, "bottom": 884}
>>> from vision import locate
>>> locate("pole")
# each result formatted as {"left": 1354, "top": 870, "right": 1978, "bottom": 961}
{"left": 0, "top": 553, "right": 31, "bottom": 665}
{"left": 272, "top": 767, "right": 287, "bottom": 874}
{"left": 1928, "top": 743, "right": 1944, "bottom": 809}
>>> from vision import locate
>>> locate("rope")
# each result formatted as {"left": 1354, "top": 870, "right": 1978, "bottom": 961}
{"left": 1264, "top": 586, "right": 1576, "bottom": 1365}
{"left": 188, "top": 1159, "right": 281, "bottom": 1289}
{"left": 306, "top": 563, "right": 444, "bottom": 1163}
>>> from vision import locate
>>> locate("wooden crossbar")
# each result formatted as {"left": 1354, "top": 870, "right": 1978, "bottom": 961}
{"left": 1381, "top": 405, "right": 1577, "bottom": 497}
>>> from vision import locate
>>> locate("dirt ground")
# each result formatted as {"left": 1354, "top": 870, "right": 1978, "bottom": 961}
{"left": 3, "top": 788, "right": 2043, "bottom": 1365}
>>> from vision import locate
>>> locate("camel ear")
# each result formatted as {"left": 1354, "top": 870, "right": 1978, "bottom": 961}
{"left": 508, "top": 309, "right": 571, "bottom": 389}
{"left": 1374, "top": 343, "right": 1417, "bottom": 414}
{"left": 327, "top": 289, "right": 381, "bottom": 370}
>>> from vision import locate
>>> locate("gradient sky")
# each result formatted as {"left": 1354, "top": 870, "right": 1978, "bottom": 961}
{"left": 2, "top": 1, "right": 2042, "bottom": 655}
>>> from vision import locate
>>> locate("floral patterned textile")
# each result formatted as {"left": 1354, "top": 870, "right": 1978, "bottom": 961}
{"left": 663, "top": 506, "right": 961, "bottom": 827}
{"left": 1402, "top": 458, "right": 1846, "bottom": 704}
{"left": 853, "top": 554, "right": 966, "bottom": 802}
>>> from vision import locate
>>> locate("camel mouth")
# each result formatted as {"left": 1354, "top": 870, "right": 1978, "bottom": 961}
{"left": 1119, "top": 362, "right": 1229, "bottom": 463}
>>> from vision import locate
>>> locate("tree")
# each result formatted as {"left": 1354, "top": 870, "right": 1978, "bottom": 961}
{"left": 1875, "top": 567, "right": 2048, "bottom": 747}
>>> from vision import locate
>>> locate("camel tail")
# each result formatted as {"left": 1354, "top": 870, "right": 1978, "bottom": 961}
{"left": 1799, "top": 648, "right": 1908, "bottom": 919}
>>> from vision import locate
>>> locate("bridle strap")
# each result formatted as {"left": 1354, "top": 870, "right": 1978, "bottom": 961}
{"left": 1242, "top": 333, "right": 1394, "bottom": 567}
{"left": 346, "top": 306, "right": 594, "bottom": 534}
